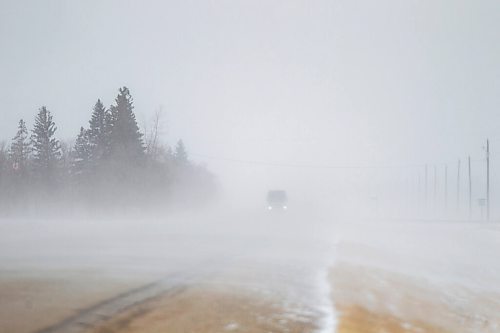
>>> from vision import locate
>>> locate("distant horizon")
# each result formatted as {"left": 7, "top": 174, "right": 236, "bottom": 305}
{"left": 1, "top": 0, "right": 500, "bottom": 216}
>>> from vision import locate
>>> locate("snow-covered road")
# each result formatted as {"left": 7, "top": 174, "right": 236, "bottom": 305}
{"left": 0, "top": 211, "right": 339, "bottom": 333}
{"left": 2, "top": 210, "right": 500, "bottom": 333}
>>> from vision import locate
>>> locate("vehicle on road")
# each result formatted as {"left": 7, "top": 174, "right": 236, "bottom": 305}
{"left": 267, "top": 190, "right": 288, "bottom": 211}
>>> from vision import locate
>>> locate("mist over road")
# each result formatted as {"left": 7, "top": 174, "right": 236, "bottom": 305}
{"left": 2, "top": 207, "right": 500, "bottom": 333}
{"left": 0, "top": 209, "right": 337, "bottom": 333}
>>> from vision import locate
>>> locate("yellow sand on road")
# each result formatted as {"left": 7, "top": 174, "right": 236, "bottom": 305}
{"left": 332, "top": 263, "right": 500, "bottom": 333}
{"left": 0, "top": 271, "right": 152, "bottom": 333}
{"left": 85, "top": 284, "right": 317, "bottom": 333}
{"left": 3, "top": 264, "right": 500, "bottom": 333}
{"left": 336, "top": 305, "right": 446, "bottom": 333}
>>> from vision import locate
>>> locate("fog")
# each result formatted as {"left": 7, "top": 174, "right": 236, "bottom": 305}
{"left": 1, "top": 1, "right": 500, "bottom": 333}
{"left": 2, "top": 1, "right": 500, "bottom": 218}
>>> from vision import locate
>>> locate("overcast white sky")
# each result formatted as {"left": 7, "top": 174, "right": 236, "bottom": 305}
{"left": 1, "top": 0, "right": 500, "bottom": 206}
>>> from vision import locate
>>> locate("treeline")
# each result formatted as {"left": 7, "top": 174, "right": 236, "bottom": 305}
{"left": 0, "top": 87, "right": 215, "bottom": 216}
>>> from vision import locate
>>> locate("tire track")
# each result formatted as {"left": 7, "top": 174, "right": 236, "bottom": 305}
{"left": 34, "top": 272, "right": 193, "bottom": 333}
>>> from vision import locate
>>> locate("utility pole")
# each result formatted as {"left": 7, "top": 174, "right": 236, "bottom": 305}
{"left": 445, "top": 164, "right": 448, "bottom": 210}
{"left": 487, "top": 139, "right": 490, "bottom": 221}
{"left": 417, "top": 173, "right": 422, "bottom": 209}
{"left": 434, "top": 165, "right": 437, "bottom": 209}
{"left": 425, "top": 164, "right": 428, "bottom": 207}
{"left": 468, "top": 156, "right": 472, "bottom": 220}
{"left": 457, "top": 159, "right": 461, "bottom": 212}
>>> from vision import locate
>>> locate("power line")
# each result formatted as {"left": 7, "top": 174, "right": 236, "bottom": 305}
{"left": 191, "top": 153, "right": 426, "bottom": 170}
{"left": 487, "top": 139, "right": 490, "bottom": 221}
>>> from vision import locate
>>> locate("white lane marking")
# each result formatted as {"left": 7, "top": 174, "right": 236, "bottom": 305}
{"left": 314, "top": 266, "right": 338, "bottom": 333}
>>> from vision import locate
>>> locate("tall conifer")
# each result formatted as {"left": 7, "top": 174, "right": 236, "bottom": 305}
{"left": 108, "top": 87, "right": 144, "bottom": 162}
{"left": 9, "top": 119, "right": 31, "bottom": 174}
{"left": 31, "top": 107, "right": 61, "bottom": 181}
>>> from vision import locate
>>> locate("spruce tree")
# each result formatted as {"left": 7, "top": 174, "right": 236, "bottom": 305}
{"left": 108, "top": 87, "right": 145, "bottom": 162}
{"left": 31, "top": 107, "right": 61, "bottom": 181}
{"left": 174, "top": 139, "right": 188, "bottom": 164}
{"left": 88, "top": 99, "right": 110, "bottom": 161}
{"left": 71, "top": 127, "right": 91, "bottom": 177}
{"left": 9, "top": 119, "right": 31, "bottom": 174}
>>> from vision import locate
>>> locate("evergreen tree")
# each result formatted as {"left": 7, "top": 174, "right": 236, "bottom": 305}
{"left": 174, "top": 139, "right": 188, "bottom": 164}
{"left": 88, "top": 99, "right": 110, "bottom": 161}
{"left": 71, "top": 127, "right": 91, "bottom": 177}
{"left": 9, "top": 119, "right": 31, "bottom": 174}
{"left": 31, "top": 107, "right": 61, "bottom": 181}
{"left": 108, "top": 87, "right": 145, "bottom": 161}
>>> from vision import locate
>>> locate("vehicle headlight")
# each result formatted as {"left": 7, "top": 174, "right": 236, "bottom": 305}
{"left": 283, "top": 206, "right": 287, "bottom": 210}
{"left": 268, "top": 206, "right": 273, "bottom": 210}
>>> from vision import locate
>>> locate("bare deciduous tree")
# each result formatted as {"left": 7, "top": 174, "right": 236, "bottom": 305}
{"left": 145, "top": 107, "right": 163, "bottom": 161}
